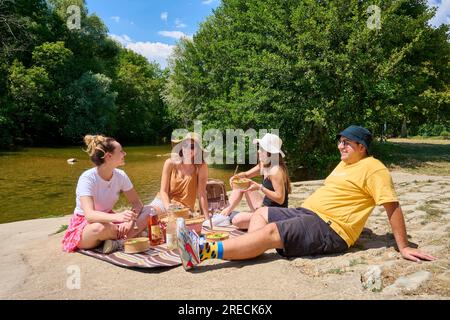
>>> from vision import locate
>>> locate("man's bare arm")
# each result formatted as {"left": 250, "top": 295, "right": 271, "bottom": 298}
{"left": 383, "top": 202, "right": 436, "bottom": 262}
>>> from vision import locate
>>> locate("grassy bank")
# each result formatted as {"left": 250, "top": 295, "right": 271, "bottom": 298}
{"left": 372, "top": 138, "right": 450, "bottom": 176}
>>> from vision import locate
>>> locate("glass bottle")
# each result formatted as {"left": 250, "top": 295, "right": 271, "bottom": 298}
{"left": 148, "top": 210, "right": 163, "bottom": 246}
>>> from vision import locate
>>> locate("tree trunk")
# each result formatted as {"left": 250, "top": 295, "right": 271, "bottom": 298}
{"left": 400, "top": 118, "right": 407, "bottom": 138}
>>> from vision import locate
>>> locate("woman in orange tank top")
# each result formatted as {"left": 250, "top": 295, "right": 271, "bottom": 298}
{"left": 149, "top": 133, "right": 209, "bottom": 219}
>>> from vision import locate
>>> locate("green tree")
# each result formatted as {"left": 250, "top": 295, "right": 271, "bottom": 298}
{"left": 164, "top": 0, "right": 450, "bottom": 177}
{"left": 113, "top": 49, "right": 168, "bottom": 144}
{"left": 7, "top": 60, "right": 53, "bottom": 144}
{"left": 63, "top": 71, "right": 117, "bottom": 141}
{"left": 49, "top": 0, "right": 120, "bottom": 79}
{"left": 32, "top": 41, "right": 74, "bottom": 83}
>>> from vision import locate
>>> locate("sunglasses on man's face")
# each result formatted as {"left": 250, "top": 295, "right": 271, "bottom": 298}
{"left": 337, "top": 139, "right": 357, "bottom": 148}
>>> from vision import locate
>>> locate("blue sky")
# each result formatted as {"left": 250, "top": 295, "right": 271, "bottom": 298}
{"left": 85, "top": 0, "right": 449, "bottom": 69}
{"left": 86, "top": 0, "right": 221, "bottom": 68}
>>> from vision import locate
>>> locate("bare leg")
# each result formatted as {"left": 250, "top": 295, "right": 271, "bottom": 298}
{"left": 230, "top": 191, "right": 264, "bottom": 228}
{"left": 244, "top": 190, "right": 264, "bottom": 212}
{"left": 231, "top": 212, "right": 253, "bottom": 229}
{"left": 233, "top": 207, "right": 269, "bottom": 231}
{"left": 126, "top": 207, "right": 152, "bottom": 238}
{"left": 247, "top": 207, "right": 269, "bottom": 232}
{"left": 78, "top": 222, "right": 118, "bottom": 249}
{"left": 221, "top": 189, "right": 245, "bottom": 215}
{"left": 222, "top": 223, "right": 283, "bottom": 260}
{"left": 177, "top": 207, "right": 282, "bottom": 269}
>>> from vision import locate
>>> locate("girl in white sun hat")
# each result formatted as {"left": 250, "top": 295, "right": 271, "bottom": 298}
{"left": 220, "top": 133, "right": 292, "bottom": 229}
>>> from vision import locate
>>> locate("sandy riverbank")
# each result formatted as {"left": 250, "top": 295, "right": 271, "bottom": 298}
{"left": 1, "top": 171, "right": 449, "bottom": 299}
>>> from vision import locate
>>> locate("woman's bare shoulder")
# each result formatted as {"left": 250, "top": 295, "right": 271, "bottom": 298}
{"left": 268, "top": 165, "right": 282, "bottom": 177}
{"left": 164, "top": 157, "right": 178, "bottom": 170}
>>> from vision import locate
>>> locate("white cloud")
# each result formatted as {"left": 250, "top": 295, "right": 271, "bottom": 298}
{"left": 428, "top": 0, "right": 450, "bottom": 26}
{"left": 110, "top": 34, "right": 132, "bottom": 44}
{"left": 161, "top": 12, "right": 168, "bottom": 22}
{"left": 175, "top": 18, "right": 187, "bottom": 28}
{"left": 110, "top": 16, "right": 120, "bottom": 23}
{"left": 202, "top": 0, "right": 215, "bottom": 4}
{"left": 109, "top": 34, "right": 174, "bottom": 68}
{"left": 158, "top": 30, "right": 192, "bottom": 40}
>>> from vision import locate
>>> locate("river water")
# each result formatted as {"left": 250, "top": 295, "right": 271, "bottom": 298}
{"left": 0, "top": 145, "right": 236, "bottom": 224}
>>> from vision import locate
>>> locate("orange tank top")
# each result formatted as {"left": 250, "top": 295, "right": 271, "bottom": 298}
{"left": 168, "top": 165, "right": 198, "bottom": 211}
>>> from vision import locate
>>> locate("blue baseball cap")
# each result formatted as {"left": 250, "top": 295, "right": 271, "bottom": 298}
{"left": 337, "top": 125, "right": 373, "bottom": 152}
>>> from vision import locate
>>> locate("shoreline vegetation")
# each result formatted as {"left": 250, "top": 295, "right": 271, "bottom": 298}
{"left": 1, "top": 0, "right": 448, "bottom": 179}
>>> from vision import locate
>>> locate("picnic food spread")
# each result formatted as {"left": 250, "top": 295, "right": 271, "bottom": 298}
{"left": 168, "top": 204, "right": 190, "bottom": 219}
{"left": 161, "top": 216, "right": 205, "bottom": 234}
{"left": 231, "top": 177, "right": 251, "bottom": 189}
{"left": 206, "top": 232, "right": 229, "bottom": 241}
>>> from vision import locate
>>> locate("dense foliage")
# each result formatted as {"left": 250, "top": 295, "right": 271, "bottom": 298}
{"left": 1, "top": 0, "right": 449, "bottom": 178}
{"left": 164, "top": 0, "right": 449, "bottom": 176}
{"left": 0, "top": 0, "right": 169, "bottom": 147}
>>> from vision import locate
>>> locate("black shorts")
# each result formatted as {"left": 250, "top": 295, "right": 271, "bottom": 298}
{"left": 268, "top": 207, "right": 348, "bottom": 257}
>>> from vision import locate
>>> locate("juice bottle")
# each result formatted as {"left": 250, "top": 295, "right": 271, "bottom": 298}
{"left": 148, "top": 211, "right": 163, "bottom": 246}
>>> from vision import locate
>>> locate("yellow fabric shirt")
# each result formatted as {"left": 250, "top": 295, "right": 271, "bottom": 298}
{"left": 302, "top": 157, "right": 398, "bottom": 247}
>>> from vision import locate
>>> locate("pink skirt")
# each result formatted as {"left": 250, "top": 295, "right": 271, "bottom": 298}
{"left": 62, "top": 214, "right": 88, "bottom": 253}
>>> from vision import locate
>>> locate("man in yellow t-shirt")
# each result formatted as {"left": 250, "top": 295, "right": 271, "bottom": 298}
{"left": 176, "top": 125, "right": 436, "bottom": 271}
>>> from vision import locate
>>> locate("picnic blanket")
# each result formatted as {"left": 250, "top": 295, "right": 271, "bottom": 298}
{"left": 78, "top": 225, "right": 246, "bottom": 269}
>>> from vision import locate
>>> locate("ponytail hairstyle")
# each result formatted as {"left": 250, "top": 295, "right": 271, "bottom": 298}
{"left": 264, "top": 152, "right": 292, "bottom": 194}
{"left": 83, "top": 134, "right": 116, "bottom": 166}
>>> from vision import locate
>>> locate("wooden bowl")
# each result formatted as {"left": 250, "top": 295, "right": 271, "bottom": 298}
{"left": 231, "top": 178, "right": 251, "bottom": 190}
{"left": 124, "top": 237, "right": 150, "bottom": 254}
{"left": 169, "top": 207, "right": 190, "bottom": 219}
{"left": 205, "top": 231, "right": 229, "bottom": 242}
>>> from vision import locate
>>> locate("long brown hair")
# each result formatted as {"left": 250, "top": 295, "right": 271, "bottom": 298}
{"left": 263, "top": 152, "right": 292, "bottom": 194}
{"left": 83, "top": 134, "right": 116, "bottom": 166}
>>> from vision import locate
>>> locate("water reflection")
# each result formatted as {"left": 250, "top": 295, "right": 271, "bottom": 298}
{"left": 0, "top": 146, "right": 235, "bottom": 223}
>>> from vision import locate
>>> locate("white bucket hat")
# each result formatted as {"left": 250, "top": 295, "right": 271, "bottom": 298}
{"left": 252, "top": 133, "right": 285, "bottom": 157}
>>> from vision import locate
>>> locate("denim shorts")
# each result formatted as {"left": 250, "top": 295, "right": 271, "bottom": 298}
{"left": 268, "top": 207, "right": 348, "bottom": 257}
